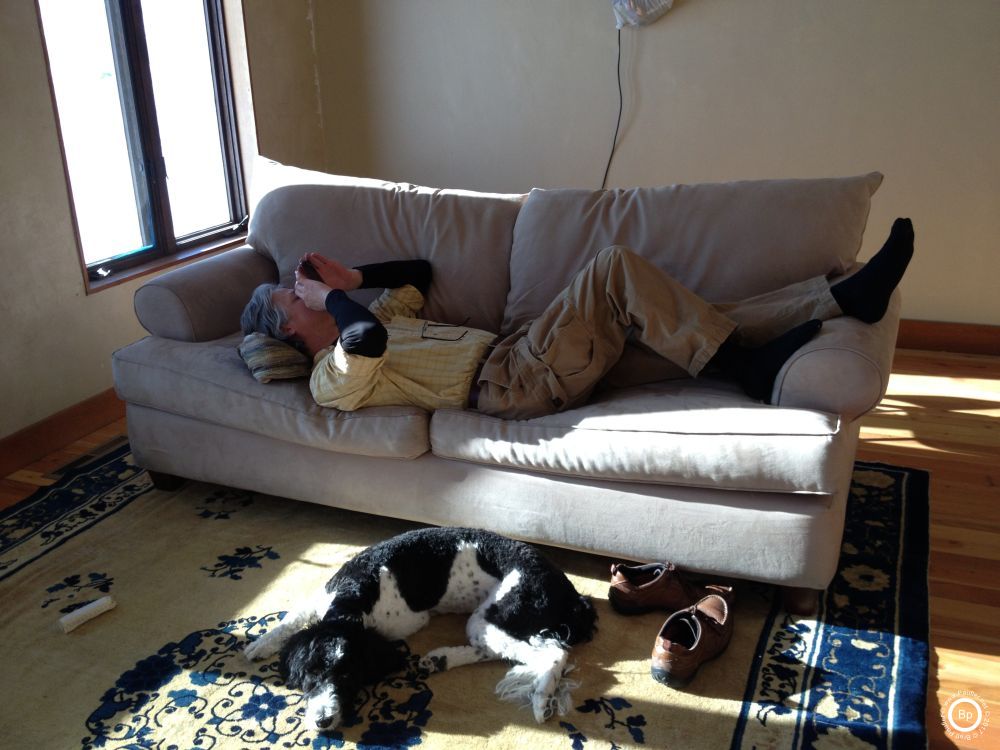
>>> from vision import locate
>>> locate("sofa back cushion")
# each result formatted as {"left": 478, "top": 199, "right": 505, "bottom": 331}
{"left": 247, "top": 162, "right": 525, "bottom": 333}
{"left": 502, "top": 173, "right": 883, "bottom": 332}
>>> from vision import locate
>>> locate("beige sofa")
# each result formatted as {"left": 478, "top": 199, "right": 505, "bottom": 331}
{"left": 112, "top": 161, "right": 899, "bottom": 609}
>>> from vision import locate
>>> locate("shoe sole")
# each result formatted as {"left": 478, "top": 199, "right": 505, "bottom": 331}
{"left": 650, "top": 665, "right": 695, "bottom": 687}
{"left": 650, "top": 637, "right": 731, "bottom": 689}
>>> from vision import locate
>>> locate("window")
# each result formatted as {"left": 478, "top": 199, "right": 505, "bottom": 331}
{"left": 37, "top": 0, "right": 246, "bottom": 288}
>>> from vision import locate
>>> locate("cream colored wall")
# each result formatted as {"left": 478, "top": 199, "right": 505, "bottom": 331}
{"left": 0, "top": 0, "right": 142, "bottom": 439}
{"left": 0, "top": 0, "right": 257, "bottom": 439}
{"left": 307, "top": 0, "right": 999, "bottom": 326}
{"left": 242, "top": 0, "right": 326, "bottom": 171}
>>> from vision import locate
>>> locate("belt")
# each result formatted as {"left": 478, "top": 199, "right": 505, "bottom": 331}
{"left": 467, "top": 336, "right": 502, "bottom": 410}
{"left": 467, "top": 357, "right": 487, "bottom": 410}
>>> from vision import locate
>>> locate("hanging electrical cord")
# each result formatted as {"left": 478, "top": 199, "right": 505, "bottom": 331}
{"left": 601, "top": 2, "right": 672, "bottom": 188}
{"left": 601, "top": 29, "right": 623, "bottom": 190}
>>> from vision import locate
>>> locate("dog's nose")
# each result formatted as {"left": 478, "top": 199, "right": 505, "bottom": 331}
{"left": 306, "top": 687, "right": 341, "bottom": 731}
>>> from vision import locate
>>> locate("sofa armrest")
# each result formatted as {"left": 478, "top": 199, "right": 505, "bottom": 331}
{"left": 772, "top": 289, "right": 901, "bottom": 421}
{"left": 133, "top": 246, "right": 278, "bottom": 342}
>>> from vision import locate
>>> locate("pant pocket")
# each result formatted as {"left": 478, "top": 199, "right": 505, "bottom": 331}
{"left": 529, "top": 301, "right": 595, "bottom": 378}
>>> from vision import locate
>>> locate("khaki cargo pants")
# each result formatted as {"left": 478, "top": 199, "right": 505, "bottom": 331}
{"left": 476, "top": 245, "right": 842, "bottom": 420}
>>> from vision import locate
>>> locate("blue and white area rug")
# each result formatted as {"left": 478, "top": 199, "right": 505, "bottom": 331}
{"left": 0, "top": 445, "right": 928, "bottom": 749}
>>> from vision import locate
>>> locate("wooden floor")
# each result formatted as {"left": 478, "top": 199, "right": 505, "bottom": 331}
{"left": 853, "top": 350, "right": 999, "bottom": 749}
{"left": 3, "top": 349, "right": 998, "bottom": 749}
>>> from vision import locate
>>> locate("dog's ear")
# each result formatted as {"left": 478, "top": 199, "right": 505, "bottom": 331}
{"left": 353, "top": 629, "right": 408, "bottom": 685}
{"left": 278, "top": 619, "right": 353, "bottom": 689}
{"left": 278, "top": 626, "right": 318, "bottom": 689}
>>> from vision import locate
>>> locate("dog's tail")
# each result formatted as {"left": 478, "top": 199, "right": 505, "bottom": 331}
{"left": 566, "top": 594, "right": 598, "bottom": 645}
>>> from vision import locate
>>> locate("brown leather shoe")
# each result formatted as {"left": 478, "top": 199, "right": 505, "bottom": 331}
{"left": 650, "top": 592, "right": 734, "bottom": 687}
{"left": 608, "top": 562, "right": 730, "bottom": 615}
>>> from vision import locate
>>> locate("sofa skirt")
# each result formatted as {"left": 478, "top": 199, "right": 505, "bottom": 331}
{"left": 126, "top": 404, "right": 860, "bottom": 590}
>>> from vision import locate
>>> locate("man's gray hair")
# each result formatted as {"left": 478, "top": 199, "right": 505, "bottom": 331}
{"left": 241, "top": 283, "right": 292, "bottom": 342}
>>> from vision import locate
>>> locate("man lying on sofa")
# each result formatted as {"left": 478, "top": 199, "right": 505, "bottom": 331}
{"left": 240, "top": 219, "right": 913, "bottom": 421}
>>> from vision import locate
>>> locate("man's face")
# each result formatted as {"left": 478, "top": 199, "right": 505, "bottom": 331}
{"left": 271, "top": 287, "right": 327, "bottom": 340}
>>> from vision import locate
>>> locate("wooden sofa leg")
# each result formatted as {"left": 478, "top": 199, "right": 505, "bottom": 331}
{"left": 147, "top": 470, "right": 187, "bottom": 491}
{"left": 781, "top": 586, "right": 821, "bottom": 616}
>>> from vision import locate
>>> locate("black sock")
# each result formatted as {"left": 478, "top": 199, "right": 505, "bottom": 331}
{"left": 830, "top": 217, "right": 914, "bottom": 324}
{"left": 710, "top": 320, "right": 823, "bottom": 402}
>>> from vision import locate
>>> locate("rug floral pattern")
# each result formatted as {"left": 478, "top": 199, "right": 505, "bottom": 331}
{"left": 80, "top": 612, "right": 439, "bottom": 749}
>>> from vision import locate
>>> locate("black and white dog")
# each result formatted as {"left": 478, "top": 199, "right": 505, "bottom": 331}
{"left": 244, "top": 527, "right": 596, "bottom": 731}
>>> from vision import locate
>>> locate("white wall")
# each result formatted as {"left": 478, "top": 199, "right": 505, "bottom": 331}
{"left": 309, "top": 0, "right": 1000, "bottom": 326}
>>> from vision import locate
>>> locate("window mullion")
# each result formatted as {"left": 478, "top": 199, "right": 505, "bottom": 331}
{"left": 112, "top": 0, "right": 175, "bottom": 258}
{"left": 203, "top": 0, "right": 246, "bottom": 227}
{"left": 102, "top": 1, "right": 154, "bottom": 260}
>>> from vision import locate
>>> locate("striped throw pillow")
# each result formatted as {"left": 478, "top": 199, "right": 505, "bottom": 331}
{"left": 238, "top": 333, "right": 312, "bottom": 383}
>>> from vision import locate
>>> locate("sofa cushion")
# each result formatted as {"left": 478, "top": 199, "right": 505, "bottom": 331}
{"left": 247, "top": 160, "right": 525, "bottom": 335}
{"left": 113, "top": 334, "right": 430, "bottom": 460}
{"left": 429, "top": 380, "right": 849, "bottom": 495}
{"left": 503, "top": 173, "right": 883, "bottom": 333}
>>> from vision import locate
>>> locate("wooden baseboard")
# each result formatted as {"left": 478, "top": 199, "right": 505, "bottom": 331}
{"left": 0, "top": 389, "right": 125, "bottom": 479}
{"left": 897, "top": 319, "right": 1000, "bottom": 356}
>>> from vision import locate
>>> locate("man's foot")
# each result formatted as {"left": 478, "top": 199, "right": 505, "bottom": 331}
{"left": 711, "top": 320, "right": 823, "bottom": 403}
{"left": 740, "top": 320, "right": 823, "bottom": 402}
{"left": 830, "top": 218, "right": 914, "bottom": 324}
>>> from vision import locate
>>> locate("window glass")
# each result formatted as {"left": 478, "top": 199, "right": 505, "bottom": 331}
{"left": 141, "top": 0, "right": 231, "bottom": 238}
{"left": 38, "top": 0, "right": 244, "bottom": 283}
{"left": 38, "top": 0, "right": 153, "bottom": 265}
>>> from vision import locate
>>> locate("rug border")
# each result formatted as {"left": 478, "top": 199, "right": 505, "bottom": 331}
{"left": 887, "top": 461, "right": 931, "bottom": 750}
{"left": 0, "top": 443, "right": 151, "bottom": 581}
{"left": 0, "top": 442, "right": 135, "bottom": 522}
{"left": 729, "top": 460, "right": 931, "bottom": 750}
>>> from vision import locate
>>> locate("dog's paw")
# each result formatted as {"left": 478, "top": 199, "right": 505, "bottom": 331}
{"left": 243, "top": 637, "right": 275, "bottom": 662}
{"left": 532, "top": 692, "right": 559, "bottom": 723}
{"left": 531, "top": 666, "right": 578, "bottom": 722}
{"left": 417, "top": 653, "right": 448, "bottom": 674}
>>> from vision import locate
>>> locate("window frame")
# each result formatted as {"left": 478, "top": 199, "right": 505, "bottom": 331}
{"left": 37, "top": 0, "right": 248, "bottom": 293}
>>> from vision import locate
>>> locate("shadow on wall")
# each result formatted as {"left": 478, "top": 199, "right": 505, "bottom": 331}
{"left": 242, "top": 0, "right": 373, "bottom": 176}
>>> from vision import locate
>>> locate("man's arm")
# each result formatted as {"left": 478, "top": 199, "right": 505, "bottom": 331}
{"left": 296, "top": 256, "right": 432, "bottom": 358}
{"left": 355, "top": 259, "right": 432, "bottom": 295}
{"left": 324, "top": 290, "right": 386, "bottom": 357}
{"left": 301, "top": 254, "right": 432, "bottom": 295}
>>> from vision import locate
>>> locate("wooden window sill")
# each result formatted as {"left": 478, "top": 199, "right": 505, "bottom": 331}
{"left": 84, "top": 234, "right": 248, "bottom": 294}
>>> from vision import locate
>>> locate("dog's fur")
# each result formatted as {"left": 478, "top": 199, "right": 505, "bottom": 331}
{"left": 244, "top": 527, "right": 597, "bottom": 730}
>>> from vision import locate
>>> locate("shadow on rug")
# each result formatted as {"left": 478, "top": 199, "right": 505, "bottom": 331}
{"left": 0, "top": 446, "right": 928, "bottom": 749}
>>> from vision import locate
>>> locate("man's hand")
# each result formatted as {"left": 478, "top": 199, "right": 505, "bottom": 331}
{"left": 293, "top": 272, "right": 333, "bottom": 311}
{"left": 299, "top": 253, "right": 362, "bottom": 292}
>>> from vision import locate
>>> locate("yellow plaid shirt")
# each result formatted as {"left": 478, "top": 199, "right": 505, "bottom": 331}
{"left": 310, "top": 285, "right": 497, "bottom": 412}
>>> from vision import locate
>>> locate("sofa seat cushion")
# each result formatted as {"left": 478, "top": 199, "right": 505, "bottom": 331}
{"left": 112, "top": 334, "right": 429, "bottom": 459}
{"left": 430, "top": 381, "right": 849, "bottom": 494}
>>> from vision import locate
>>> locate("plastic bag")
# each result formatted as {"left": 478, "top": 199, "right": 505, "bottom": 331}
{"left": 612, "top": 0, "right": 673, "bottom": 29}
